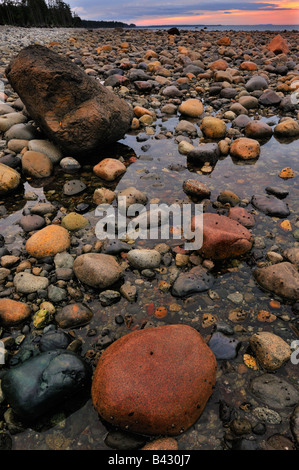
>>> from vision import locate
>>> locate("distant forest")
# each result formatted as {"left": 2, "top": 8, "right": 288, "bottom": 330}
{"left": 0, "top": 0, "right": 136, "bottom": 28}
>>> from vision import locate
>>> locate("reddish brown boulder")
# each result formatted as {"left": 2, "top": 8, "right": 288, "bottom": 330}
{"left": 5, "top": 45, "right": 133, "bottom": 156}
{"left": 0, "top": 299, "right": 31, "bottom": 327}
{"left": 91, "top": 324, "right": 217, "bottom": 436}
{"left": 267, "top": 34, "right": 290, "bottom": 55}
{"left": 192, "top": 213, "right": 253, "bottom": 260}
{"left": 227, "top": 207, "right": 256, "bottom": 228}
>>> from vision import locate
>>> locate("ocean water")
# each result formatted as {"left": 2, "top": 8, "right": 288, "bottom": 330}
{"left": 137, "top": 24, "right": 299, "bottom": 31}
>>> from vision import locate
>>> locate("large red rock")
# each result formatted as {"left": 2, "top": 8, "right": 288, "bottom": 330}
{"left": 91, "top": 324, "right": 217, "bottom": 436}
{"left": 192, "top": 213, "right": 253, "bottom": 260}
{"left": 5, "top": 45, "right": 133, "bottom": 156}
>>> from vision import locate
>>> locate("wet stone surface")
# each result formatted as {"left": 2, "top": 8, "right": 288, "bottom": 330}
{"left": 0, "top": 26, "right": 298, "bottom": 450}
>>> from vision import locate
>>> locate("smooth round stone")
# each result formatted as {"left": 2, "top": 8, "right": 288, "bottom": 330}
{"left": 28, "top": 139, "right": 62, "bottom": 164}
{"left": 217, "top": 190, "right": 240, "bottom": 207}
{"left": 19, "top": 214, "right": 45, "bottom": 232}
{"left": 39, "top": 329, "right": 72, "bottom": 352}
{"left": 5, "top": 123, "right": 38, "bottom": 141}
{"left": 21, "top": 151, "right": 53, "bottom": 178}
{"left": 73, "top": 253, "right": 122, "bottom": 288}
{"left": 60, "top": 157, "right": 81, "bottom": 172}
{"left": 274, "top": 119, "right": 299, "bottom": 138}
{"left": 0, "top": 298, "right": 31, "bottom": 327}
{"left": 245, "top": 121, "right": 273, "bottom": 140}
{"left": 230, "top": 137, "right": 260, "bottom": 160}
{"left": 183, "top": 179, "right": 211, "bottom": 199}
{"left": 93, "top": 158, "right": 126, "bottom": 181}
{"left": 171, "top": 266, "right": 214, "bottom": 297}
{"left": 208, "top": 332, "right": 241, "bottom": 360}
{"left": 101, "top": 239, "right": 131, "bottom": 255}
{"left": 250, "top": 374, "right": 299, "bottom": 410}
{"left": 0, "top": 154, "right": 21, "bottom": 169}
{"left": 63, "top": 179, "right": 86, "bottom": 196}
{"left": 249, "top": 331, "right": 291, "bottom": 371}
{"left": 187, "top": 143, "right": 220, "bottom": 165}
{"left": 30, "top": 202, "right": 57, "bottom": 216}
{"left": 55, "top": 303, "right": 93, "bottom": 329}
{"left": 7, "top": 139, "right": 28, "bottom": 153}
{"left": 238, "top": 95, "right": 259, "bottom": 109}
{"left": 179, "top": 99, "right": 204, "bottom": 118}
{"left": 126, "top": 249, "right": 161, "bottom": 270}
{"left": 175, "top": 120, "right": 197, "bottom": 135}
{"left": 178, "top": 140, "right": 195, "bottom": 155}
{"left": 283, "top": 247, "right": 299, "bottom": 267}
{"left": 245, "top": 75, "right": 268, "bottom": 92}
{"left": 141, "top": 438, "right": 178, "bottom": 450}
{"left": 25, "top": 225, "right": 71, "bottom": 259}
{"left": 14, "top": 272, "right": 49, "bottom": 294}
{"left": 0, "top": 112, "right": 27, "bottom": 132}
{"left": 251, "top": 194, "right": 290, "bottom": 218}
{"left": 117, "top": 186, "right": 148, "bottom": 209}
{"left": 265, "top": 186, "right": 289, "bottom": 199}
{"left": 259, "top": 89, "right": 282, "bottom": 106}
{"left": 254, "top": 262, "right": 299, "bottom": 301}
{"left": 93, "top": 187, "right": 115, "bottom": 205}
{"left": 291, "top": 406, "right": 299, "bottom": 446}
{"left": 105, "top": 430, "right": 146, "bottom": 450}
{"left": 91, "top": 324, "right": 217, "bottom": 436}
{"left": 61, "top": 212, "right": 89, "bottom": 231}
{"left": 1, "top": 350, "right": 91, "bottom": 422}
{"left": 192, "top": 213, "right": 253, "bottom": 260}
{"left": 232, "top": 114, "right": 251, "bottom": 129}
{"left": 0, "top": 162, "right": 21, "bottom": 195}
{"left": 200, "top": 116, "right": 226, "bottom": 139}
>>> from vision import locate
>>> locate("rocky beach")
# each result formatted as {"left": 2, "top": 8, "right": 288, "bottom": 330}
{"left": 0, "top": 25, "right": 298, "bottom": 451}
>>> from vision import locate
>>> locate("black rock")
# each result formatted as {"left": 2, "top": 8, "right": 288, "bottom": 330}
{"left": 171, "top": 266, "right": 214, "bottom": 297}
{"left": 167, "top": 27, "right": 180, "bottom": 35}
{"left": 188, "top": 143, "right": 220, "bottom": 166}
{"left": 39, "top": 330, "right": 72, "bottom": 352}
{"left": 0, "top": 432, "right": 12, "bottom": 450}
{"left": 1, "top": 350, "right": 91, "bottom": 422}
{"left": 251, "top": 194, "right": 290, "bottom": 218}
{"left": 101, "top": 239, "right": 131, "bottom": 255}
{"left": 104, "top": 430, "right": 146, "bottom": 450}
{"left": 0, "top": 154, "right": 21, "bottom": 169}
{"left": 208, "top": 332, "right": 241, "bottom": 360}
{"left": 265, "top": 186, "right": 289, "bottom": 199}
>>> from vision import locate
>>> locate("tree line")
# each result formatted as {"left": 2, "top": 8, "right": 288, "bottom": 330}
{"left": 0, "top": 0, "right": 80, "bottom": 27}
{"left": 0, "top": 0, "right": 136, "bottom": 28}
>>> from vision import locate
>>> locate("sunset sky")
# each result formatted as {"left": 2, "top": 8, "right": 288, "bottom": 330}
{"left": 68, "top": 0, "right": 299, "bottom": 25}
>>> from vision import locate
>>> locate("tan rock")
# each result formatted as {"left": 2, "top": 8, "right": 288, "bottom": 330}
{"left": 250, "top": 331, "right": 291, "bottom": 371}
{"left": 179, "top": 99, "right": 204, "bottom": 118}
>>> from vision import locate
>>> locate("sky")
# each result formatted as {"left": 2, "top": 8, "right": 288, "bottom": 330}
{"left": 68, "top": 0, "right": 299, "bottom": 25}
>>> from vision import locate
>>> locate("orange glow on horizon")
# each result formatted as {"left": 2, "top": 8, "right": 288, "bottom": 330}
{"left": 135, "top": 3, "right": 299, "bottom": 26}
